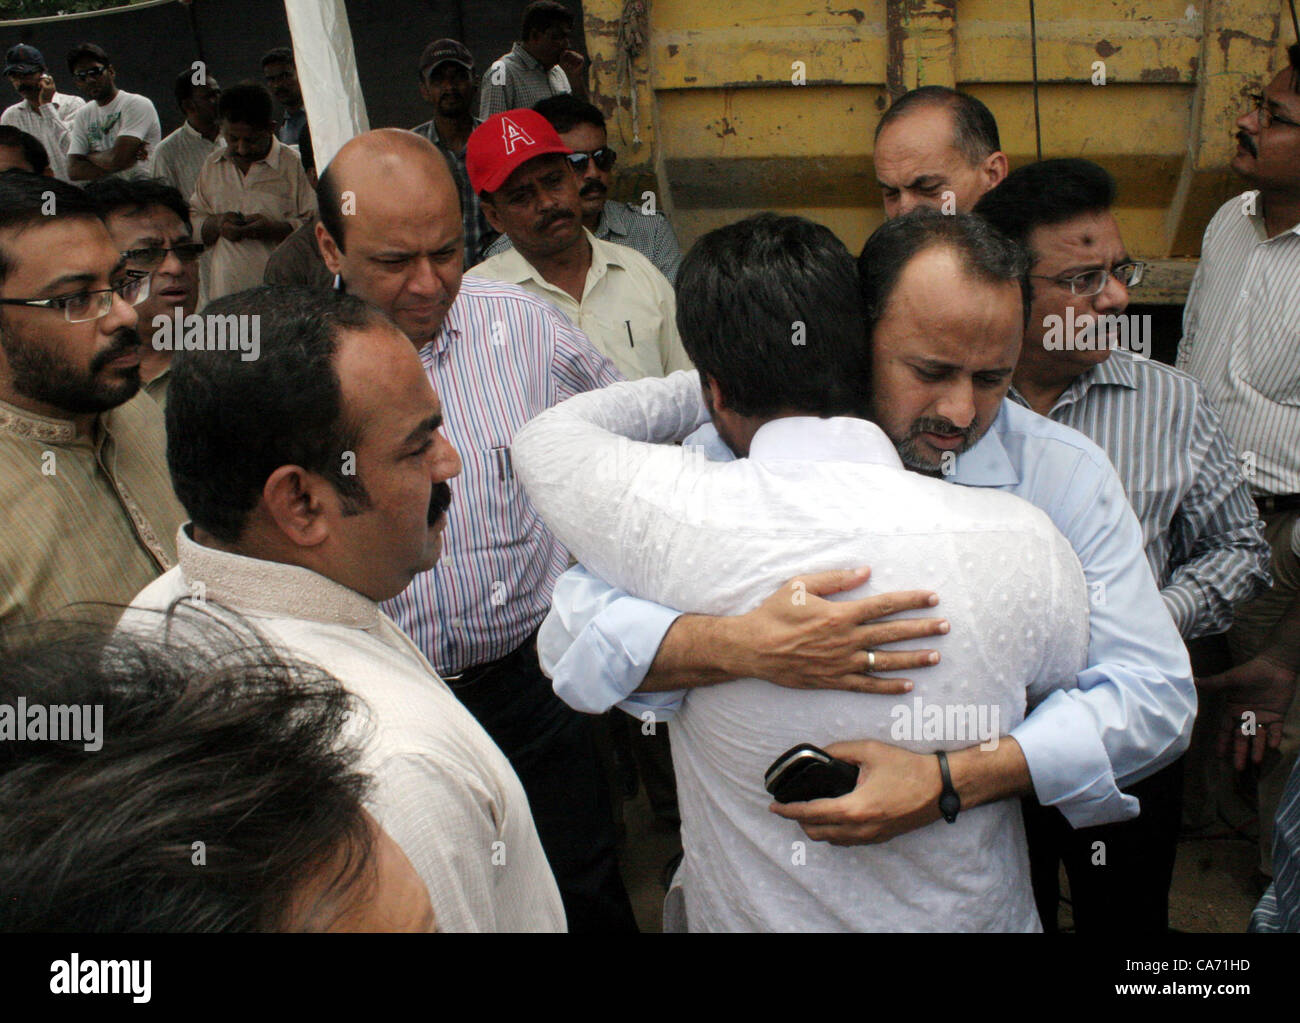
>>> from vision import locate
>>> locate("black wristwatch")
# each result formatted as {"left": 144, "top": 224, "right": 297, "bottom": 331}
{"left": 936, "top": 751, "right": 961, "bottom": 823}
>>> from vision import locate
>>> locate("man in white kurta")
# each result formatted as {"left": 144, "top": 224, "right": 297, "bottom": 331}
{"left": 512, "top": 368, "right": 1090, "bottom": 931}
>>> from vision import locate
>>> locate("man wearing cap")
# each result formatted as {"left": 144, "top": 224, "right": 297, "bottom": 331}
{"left": 313, "top": 127, "right": 637, "bottom": 931}
{"left": 1, "top": 44, "right": 84, "bottom": 182}
{"left": 467, "top": 109, "right": 690, "bottom": 383}
{"left": 411, "top": 39, "right": 498, "bottom": 268}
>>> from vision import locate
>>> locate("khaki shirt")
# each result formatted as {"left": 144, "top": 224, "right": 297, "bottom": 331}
{"left": 468, "top": 230, "right": 692, "bottom": 381}
{"left": 0, "top": 393, "right": 185, "bottom": 627}
{"left": 190, "top": 136, "right": 316, "bottom": 301}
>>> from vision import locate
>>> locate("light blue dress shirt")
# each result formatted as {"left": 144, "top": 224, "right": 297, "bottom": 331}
{"left": 538, "top": 398, "right": 1195, "bottom": 827}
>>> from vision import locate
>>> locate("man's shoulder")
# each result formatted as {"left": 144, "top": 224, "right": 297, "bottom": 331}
{"left": 155, "top": 123, "right": 189, "bottom": 149}
{"left": 455, "top": 273, "right": 573, "bottom": 326}
{"left": 115, "top": 89, "right": 157, "bottom": 113}
{"left": 995, "top": 398, "right": 1117, "bottom": 476}
{"left": 1115, "top": 351, "right": 1203, "bottom": 397}
{"left": 0, "top": 101, "right": 22, "bottom": 125}
{"left": 106, "top": 391, "right": 169, "bottom": 444}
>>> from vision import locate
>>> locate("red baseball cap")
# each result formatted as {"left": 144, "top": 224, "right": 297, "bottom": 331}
{"left": 467, "top": 109, "right": 573, "bottom": 195}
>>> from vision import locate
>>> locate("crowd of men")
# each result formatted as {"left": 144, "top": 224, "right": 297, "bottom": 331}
{"left": 0, "top": 0, "right": 1298, "bottom": 933}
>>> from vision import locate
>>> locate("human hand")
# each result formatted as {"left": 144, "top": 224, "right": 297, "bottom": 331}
{"left": 218, "top": 213, "right": 246, "bottom": 241}
{"left": 768, "top": 739, "right": 944, "bottom": 845}
{"left": 558, "top": 49, "right": 586, "bottom": 77}
{"left": 1200, "top": 654, "right": 1298, "bottom": 770}
{"left": 38, "top": 74, "right": 55, "bottom": 105}
{"left": 727, "top": 567, "right": 946, "bottom": 695}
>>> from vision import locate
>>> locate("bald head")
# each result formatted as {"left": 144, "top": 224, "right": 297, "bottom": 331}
{"left": 315, "top": 129, "right": 466, "bottom": 345}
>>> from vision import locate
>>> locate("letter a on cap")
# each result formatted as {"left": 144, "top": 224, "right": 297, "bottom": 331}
{"left": 500, "top": 116, "right": 535, "bottom": 155}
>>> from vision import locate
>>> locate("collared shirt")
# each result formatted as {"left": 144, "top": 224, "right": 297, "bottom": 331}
{"left": 263, "top": 212, "right": 333, "bottom": 291}
{"left": 0, "top": 393, "right": 184, "bottom": 627}
{"left": 143, "top": 369, "right": 170, "bottom": 408}
{"left": 152, "top": 120, "right": 220, "bottom": 202}
{"left": 514, "top": 369, "right": 1089, "bottom": 931}
{"left": 468, "top": 230, "right": 692, "bottom": 381}
{"left": 1, "top": 92, "right": 84, "bottom": 181}
{"left": 540, "top": 395, "right": 1195, "bottom": 829}
{"left": 1251, "top": 758, "right": 1300, "bottom": 931}
{"left": 189, "top": 135, "right": 317, "bottom": 300}
{"left": 1009, "top": 351, "right": 1270, "bottom": 639}
{"left": 127, "top": 526, "right": 566, "bottom": 933}
{"left": 66, "top": 89, "right": 161, "bottom": 181}
{"left": 1178, "top": 191, "right": 1300, "bottom": 495}
{"left": 277, "top": 107, "right": 306, "bottom": 147}
{"left": 483, "top": 198, "right": 684, "bottom": 284}
{"left": 379, "top": 275, "right": 622, "bottom": 676}
{"left": 478, "top": 42, "right": 571, "bottom": 120}
{"left": 411, "top": 116, "right": 499, "bottom": 268}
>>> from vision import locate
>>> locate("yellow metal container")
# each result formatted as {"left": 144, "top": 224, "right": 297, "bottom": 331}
{"left": 584, "top": 0, "right": 1299, "bottom": 302}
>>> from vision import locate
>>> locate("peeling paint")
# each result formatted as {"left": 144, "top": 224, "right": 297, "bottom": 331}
{"left": 667, "top": 44, "right": 679, "bottom": 57}
{"left": 1217, "top": 27, "right": 1277, "bottom": 59}
{"left": 1096, "top": 39, "right": 1120, "bottom": 58}
{"left": 827, "top": 6, "right": 866, "bottom": 22}
{"left": 1140, "top": 66, "right": 1181, "bottom": 82}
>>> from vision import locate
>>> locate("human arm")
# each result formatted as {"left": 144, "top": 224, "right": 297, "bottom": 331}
{"left": 237, "top": 213, "right": 294, "bottom": 243}
{"left": 70, "top": 134, "right": 149, "bottom": 180}
{"left": 557, "top": 50, "right": 590, "bottom": 99}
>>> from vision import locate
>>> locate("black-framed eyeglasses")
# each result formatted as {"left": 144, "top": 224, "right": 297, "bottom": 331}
{"left": 1249, "top": 92, "right": 1300, "bottom": 130}
{"left": 0, "top": 270, "right": 150, "bottom": 323}
{"left": 122, "top": 243, "right": 205, "bottom": 270}
{"left": 566, "top": 148, "right": 617, "bottom": 173}
{"left": 72, "top": 65, "right": 108, "bottom": 82}
{"left": 1030, "top": 260, "right": 1147, "bottom": 297}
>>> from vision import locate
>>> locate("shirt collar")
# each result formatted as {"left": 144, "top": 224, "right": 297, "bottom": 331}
{"left": 0, "top": 395, "right": 107, "bottom": 447}
{"left": 421, "top": 288, "right": 467, "bottom": 361}
{"left": 175, "top": 524, "right": 382, "bottom": 629}
{"left": 216, "top": 134, "right": 284, "bottom": 169}
{"left": 950, "top": 399, "right": 1021, "bottom": 488}
{"left": 512, "top": 41, "right": 546, "bottom": 73}
{"left": 749, "top": 416, "right": 903, "bottom": 468}
{"left": 598, "top": 201, "right": 630, "bottom": 239}
{"left": 1010, "top": 350, "right": 1139, "bottom": 415}
{"left": 1241, "top": 189, "right": 1300, "bottom": 241}
{"left": 490, "top": 229, "right": 615, "bottom": 291}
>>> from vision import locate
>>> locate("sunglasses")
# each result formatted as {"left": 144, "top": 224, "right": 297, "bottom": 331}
{"left": 121, "top": 243, "right": 205, "bottom": 270}
{"left": 566, "top": 148, "right": 617, "bottom": 173}
{"left": 73, "top": 65, "right": 109, "bottom": 82}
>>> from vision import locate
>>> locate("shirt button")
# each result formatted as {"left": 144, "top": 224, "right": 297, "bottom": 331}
{"left": 1240, "top": 289, "right": 1249, "bottom": 299}
{"left": 451, "top": 617, "right": 464, "bottom": 629}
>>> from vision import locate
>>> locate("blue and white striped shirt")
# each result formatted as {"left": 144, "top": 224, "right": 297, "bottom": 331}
{"left": 1009, "top": 351, "right": 1271, "bottom": 639}
{"left": 381, "top": 275, "right": 622, "bottom": 676}
{"left": 1251, "top": 756, "right": 1300, "bottom": 931}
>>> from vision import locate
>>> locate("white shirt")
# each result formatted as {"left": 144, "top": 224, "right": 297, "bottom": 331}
{"left": 1, "top": 91, "right": 84, "bottom": 181}
{"left": 127, "top": 526, "right": 566, "bottom": 933}
{"left": 513, "top": 370, "right": 1091, "bottom": 932}
{"left": 152, "top": 120, "right": 220, "bottom": 202}
{"left": 1178, "top": 191, "right": 1300, "bottom": 495}
{"left": 469, "top": 230, "right": 693, "bottom": 381}
{"left": 67, "top": 89, "right": 161, "bottom": 180}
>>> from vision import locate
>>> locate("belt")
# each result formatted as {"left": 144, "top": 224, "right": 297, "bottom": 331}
{"left": 441, "top": 630, "right": 540, "bottom": 689}
{"left": 1255, "top": 493, "right": 1300, "bottom": 516}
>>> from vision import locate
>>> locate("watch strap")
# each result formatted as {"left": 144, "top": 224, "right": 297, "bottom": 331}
{"left": 936, "top": 750, "right": 961, "bottom": 823}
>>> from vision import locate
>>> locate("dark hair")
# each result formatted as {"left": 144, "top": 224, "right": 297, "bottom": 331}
{"left": 261, "top": 46, "right": 294, "bottom": 69}
{"left": 218, "top": 82, "right": 274, "bottom": 128}
{"left": 66, "top": 42, "right": 110, "bottom": 73}
{"left": 298, "top": 121, "right": 315, "bottom": 174}
{"left": 972, "top": 158, "right": 1116, "bottom": 262}
{"left": 677, "top": 212, "right": 870, "bottom": 419}
{"left": 0, "top": 126, "right": 48, "bottom": 176}
{"left": 522, "top": 0, "right": 574, "bottom": 40}
{"left": 173, "top": 66, "right": 216, "bottom": 112}
{"left": 858, "top": 209, "right": 1031, "bottom": 339}
{"left": 0, "top": 608, "right": 375, "bottom": 932}
{"left": 83, "top": 176, "right": 190, "bottom": 232}
{"left": 875, "top": 86, "right": 1001, "bottom": 165}
{"left": 0, "top": 172, "right": 102, "bottom": 285}
{"left": 533, "top": 94, "right": 604, "bottom": 133}
{"left": 166, "top": 286, "right": 380, "bottom": 544}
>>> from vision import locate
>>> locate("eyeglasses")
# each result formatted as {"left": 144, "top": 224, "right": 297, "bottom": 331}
{"left": 1249, "top": 92, "right": 1300, "bottom": 130}
{"left": 566, "top": 148, "right": 617, "bottom": 173}
{"left": 0, "top": 270, "right": 150, "bottom": 323}
{"left": 1030, "top": 260, "right": 1147, "bottom": 297}
{"left": 72, "top": 65, "right": 108, "bottom": 82}
{"left": 122, "top": 243, "right": 205, "bottom": 270}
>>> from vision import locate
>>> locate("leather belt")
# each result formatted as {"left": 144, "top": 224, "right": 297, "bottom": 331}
{"left": 441, "top": 630, "right": 539, "bottom": 689}
{"left": 1255, "top": 493, "right": 1300, "bottom": 516}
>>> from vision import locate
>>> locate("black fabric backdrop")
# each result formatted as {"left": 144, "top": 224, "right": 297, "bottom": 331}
{"left": 3, "top": 0, "right": 586, "bottom": 137}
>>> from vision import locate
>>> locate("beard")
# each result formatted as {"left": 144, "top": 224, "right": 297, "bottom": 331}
{"left": 0, "top": 322, "right": 141, "bottom": 415}
{"left": 896, "top": 415, "right": 978, "bottom": 474}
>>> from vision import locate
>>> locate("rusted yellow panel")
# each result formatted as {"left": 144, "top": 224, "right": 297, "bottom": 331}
{"left": 584, "top": 0, "right": 1298, "bottom": 301}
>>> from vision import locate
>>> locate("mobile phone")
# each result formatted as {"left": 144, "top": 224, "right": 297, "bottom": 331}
{"left": 764, "top": 743, "right": 859, "bottom": 803}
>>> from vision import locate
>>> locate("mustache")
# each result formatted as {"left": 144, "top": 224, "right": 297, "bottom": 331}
{"left": 579, "top": 181, "right": 607, "bottom": 198}
{"left": 1237, "top": 130, "right": 1258, "bottom": 157}
{"left": 428, "top": 480, "right": 452, "bottom": 526}
{"left": 909, "top": 415, "right": 972, "bottom": 443}
{"left": 89, "top": 328, "right": 140, "bottom": 373}
{"left": 536, "top": 209, "right": 574, "bottom": 231}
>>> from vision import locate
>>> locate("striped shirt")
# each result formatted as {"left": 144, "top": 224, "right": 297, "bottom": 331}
{"left": 1251, "top": 757, "right": 1300, "bottom": 931}
{"left": 483, "top": 199, "right": 684, "bottom": 284}
{"left": 1178, "top": 192, "right": 1300, "bottom": 496}
{"left": 410, "top": 116, "right": 499, "bottom": 268}
{"left": 478, "top": 42, "right": 571, "bottom": 120}
{"left": 1010, "top": 350, "right": 1271, "bottom": 639}
{"left": 380, "top": 275, "right": 622, "bottom": 675}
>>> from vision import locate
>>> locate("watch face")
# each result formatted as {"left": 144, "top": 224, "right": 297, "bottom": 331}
{"left": 939, "top": 791, "right": 960, "bottom": 822}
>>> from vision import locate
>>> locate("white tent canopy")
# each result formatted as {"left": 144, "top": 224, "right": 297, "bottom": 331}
{"left": 282, "top": 0, "right": 368, "bottom": 172}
